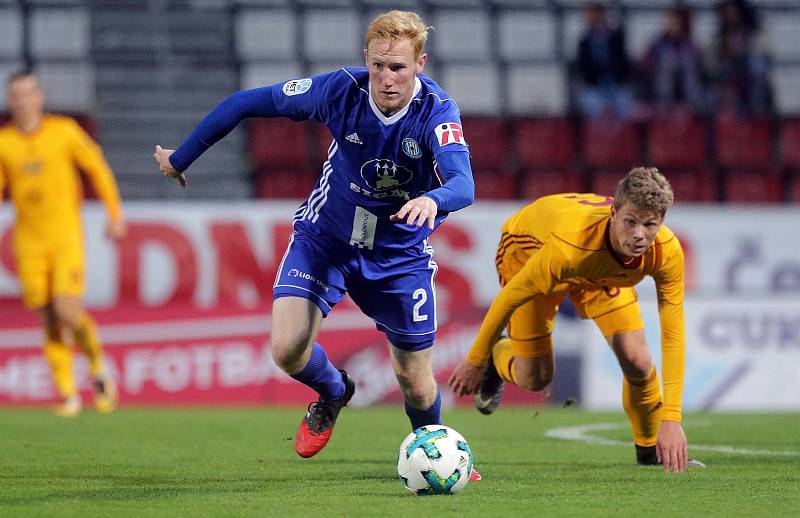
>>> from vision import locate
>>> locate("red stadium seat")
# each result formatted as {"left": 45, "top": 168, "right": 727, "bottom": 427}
{"left": 515, "top": 118, "right": 574, "bottom": 170}
{"left": 473, "top": 169, "right": 517, "bottom": 200}
{"left": 780, "top": 118, "right": 800, "bottom": 170}
{"left": 589, "top": 170, "right": 625, "bottom": 196}
{"left": 460, "top": 117, "right": 509, "bottom": 172}
{"left": 789, "top": 172, "right": 800, "bottom": 203}
{"left": 661, "top": 169, "right": 717, "bottom": 202}
{"left": 249, "top": 119, "right": 311, "bottom": 169}
{"left": 647, "top": 117, "right": 706, "bottom": 169}
{"left": 582, "top": 120, "right": 640, "bottom": 170}
{"left": 723, "top": 170, "right": 783, "bottom": 203}
{"left": 520, "top": 170, "right": 582, "bottom": 200}
{"left": 715, "top": 116, "right": 772, "bottom": 169}
{"left": 255, "top": 169, "right": 316, "bottom": 199}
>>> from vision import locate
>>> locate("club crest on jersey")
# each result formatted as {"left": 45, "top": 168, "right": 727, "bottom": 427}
{"left": 402, "top": 138, "right": 422, "bottom": 159}
{"left": 282, "top": 78, "right": 312, "bottom": 96}
{"left": 360, "top": 159, "right": 413, "bottom": 191}
{"left": 434, "top": 122, "right": 465, "bottom": 147}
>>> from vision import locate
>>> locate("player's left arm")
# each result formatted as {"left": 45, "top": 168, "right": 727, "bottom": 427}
{"left": 66, "top": 120, "right": 126, "bottom": 240}
{"left": 392, "top": 106, "right": 475, "bottom": 229}
{"left": 390, "top": 150, "right": 474, "bottom": 229}
{"left": 653, "top": 234, "right": 688, "bottom": 471}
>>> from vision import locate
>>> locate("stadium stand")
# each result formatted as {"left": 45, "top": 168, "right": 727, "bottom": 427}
{"left": 2, "top": 1, "right": 799, "bottom": 202}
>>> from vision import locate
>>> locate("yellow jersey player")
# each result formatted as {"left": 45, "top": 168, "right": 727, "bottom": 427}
{"left": 448, "top": 167, "right": 694, "bottom": 472}
{"left": 0, "top": 72, "right": 125, "bottom": 416}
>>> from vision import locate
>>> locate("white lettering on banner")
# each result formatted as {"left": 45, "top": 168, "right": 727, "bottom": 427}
{"left": 123, "top": 341, "right": 289, "bottom": 394}
{"left": 0, "top": 356, "right": 51, "bottom": 400}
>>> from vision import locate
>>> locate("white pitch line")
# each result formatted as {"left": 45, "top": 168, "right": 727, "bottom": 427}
{"left": 545, "top": 422, "right": 800, "bottom": 457}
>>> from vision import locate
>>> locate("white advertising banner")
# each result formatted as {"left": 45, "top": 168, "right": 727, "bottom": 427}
{"left": 583, "top": 295, "right": 800, "bottom": 411}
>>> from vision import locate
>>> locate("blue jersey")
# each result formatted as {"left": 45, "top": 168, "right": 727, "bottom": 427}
{"left": 273, "top": 68, "right": 470, "bottom": 250}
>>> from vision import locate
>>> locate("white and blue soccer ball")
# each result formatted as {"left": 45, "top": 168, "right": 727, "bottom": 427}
{"left": 397, "top": 425, "right": 473, "bottom": 495}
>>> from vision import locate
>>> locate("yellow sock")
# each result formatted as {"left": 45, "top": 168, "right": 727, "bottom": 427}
{"left": 623, "top": 365, "right": 663, "bottom": 447}
{"left": 73, "top": 312, "right": 104, "bottom": 377}
{"left": 491, "top": 338, "right": 518, "bottom": 385}
{"left": 43, "top": 340, "right": 77, "bottom": 398}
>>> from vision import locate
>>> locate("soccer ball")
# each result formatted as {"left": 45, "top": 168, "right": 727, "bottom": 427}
{"left": 397, "top": 425, "right": 473, "bottom": 495}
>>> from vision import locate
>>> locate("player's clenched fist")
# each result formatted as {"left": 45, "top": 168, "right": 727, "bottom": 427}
{"left": 390, "top": 196, "right": 438, "bottom": 230}
{"left": 448, "top": 359, "right": 484, "bottom": 396}
{"left": 153, "top": 145, "right": 187, "bottom": 187}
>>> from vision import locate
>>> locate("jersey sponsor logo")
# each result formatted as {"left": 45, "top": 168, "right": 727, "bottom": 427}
{"left": 360, "top": 159, "right": 413, "bottom": 192}
{"left": 345, "top": 132, "right": 363, "bottom": 144}
{"left": 402, "top": 138, "right": 422, "bottom": 159}
{"left": 434, "top": 122, "right": 465, "bottom": 147}
{"left": 281, "top": 78, "right": 312, "bottom": 96}
{"left": 349, "top": 206, "right": 377, "bottom": 250}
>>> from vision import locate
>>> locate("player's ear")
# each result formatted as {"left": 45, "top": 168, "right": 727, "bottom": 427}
{"left": 416, "top": 52, "right": 427, "bottom": 73}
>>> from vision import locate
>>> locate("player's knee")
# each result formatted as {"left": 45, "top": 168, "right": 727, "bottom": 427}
{"left": 395, "top": 374, "right": 435, "bottom": 408}
{"left": 270, "top": 336, "right": 309, "bottom": 373}
{"left": 621, "top": 349, "right": 652, "bottom": 378}
{"left": 517, "top": 374, "right": 552, "bottom": 392}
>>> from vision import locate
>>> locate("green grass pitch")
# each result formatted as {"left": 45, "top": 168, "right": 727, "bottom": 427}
{"left": 1, "top": 406, "right": 798, "bottom": 517}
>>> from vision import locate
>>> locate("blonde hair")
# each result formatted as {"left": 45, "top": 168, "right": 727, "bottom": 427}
{"left": 614, "top": 167, "right": 674, "bottom": 214}
{"left": 365, "top": 10, "right": 430, "bottom": 58}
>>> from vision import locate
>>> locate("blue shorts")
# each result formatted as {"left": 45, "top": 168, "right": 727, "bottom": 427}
{"left": 273, "top": 224, "right": 438, "bottom": 351}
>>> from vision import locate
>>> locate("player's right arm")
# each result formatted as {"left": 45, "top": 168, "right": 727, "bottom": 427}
{"left": 155, "top": 72, "right": 338, "bottom": 184}
{"left": 448, "top": 241, "right": 569, "bottom": 395}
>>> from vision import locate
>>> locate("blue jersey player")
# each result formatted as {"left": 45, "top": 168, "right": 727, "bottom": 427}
{"left": 154, "top": 11, "right": 479, "bottom": 476}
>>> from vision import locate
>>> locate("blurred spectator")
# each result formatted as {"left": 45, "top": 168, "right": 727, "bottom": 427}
{"left": 639, "top": 7, "right": 707, "bottom": 116}
{"left": 574, "top": 2, "right": 634, "bottom": 119}
{"left": 708, "top": 0, "right": 772, "bottom": 116}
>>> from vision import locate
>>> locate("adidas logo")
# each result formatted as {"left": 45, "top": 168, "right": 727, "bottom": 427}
{"left": 345, "top": 132, "right": 363, "bottom": 144}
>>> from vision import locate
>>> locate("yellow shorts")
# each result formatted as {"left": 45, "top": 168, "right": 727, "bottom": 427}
{"left": 14, "top": 236, "right": 85, "bottom": 309}
{"left": 497, "top": 234, "right": 645, "bottom": 359}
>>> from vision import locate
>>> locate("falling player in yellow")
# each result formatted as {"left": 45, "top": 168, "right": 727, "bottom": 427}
{"left": 448, "top": 167, "right": 692, "bottom": 472}
{"left": 0, "top": 72, "right": 125, "bottom": 416}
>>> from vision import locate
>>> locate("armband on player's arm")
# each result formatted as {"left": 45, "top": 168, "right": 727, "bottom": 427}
{"left": 425, "top": 151, "right": 475, "bottom": 212}
{"left": 169, "top": 86, "right": 282, "bottom": 173}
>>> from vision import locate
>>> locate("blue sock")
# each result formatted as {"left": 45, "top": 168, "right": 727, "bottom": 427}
{"left": 405, "top": 388, "right": 441, "bottom": 430}
{"left": 290, "top": 343, "right": 345, "bottom": 401}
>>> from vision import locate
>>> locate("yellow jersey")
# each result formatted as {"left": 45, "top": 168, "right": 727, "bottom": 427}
{"left": 468, "top": 193, "right": 686, "bottom": 421}
{"left": 0, "top": 115, "right": 122, "bottom": 246}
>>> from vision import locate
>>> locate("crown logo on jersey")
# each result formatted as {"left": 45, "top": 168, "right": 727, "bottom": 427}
{"left": 345, "top": 132, "right": 363, "bottom": 145}
{"left": 360, "top": 158, "right": 413, "bottom": 192}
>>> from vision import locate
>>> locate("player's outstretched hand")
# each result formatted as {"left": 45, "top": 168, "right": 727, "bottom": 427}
{"left": 153, "top": 145, "right": 186, "bottom": 187}
{"left": 447, "top": 359, "right": 485, "bottom": 397}
{"left": 390, "top": 196, "right": 437, "bottom": 230}
{"left": 656, "top": 420, "right": 688, "bottom": 473}
{"left": 105, "top": 219, "right": 127, "bottom": 241}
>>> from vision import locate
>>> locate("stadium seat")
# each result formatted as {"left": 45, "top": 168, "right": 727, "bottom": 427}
{"left": 498, "top": 10, "right": 556, "bottom": 61}
{"left": 647, "top": 117, "right": 707, "bottom": 169}
{"left": 772, "top": 66, "right": 800, "bottom": 115}
{"left": 520, "top": 170, "right": 582, "bottom": 200}
{"left": 779, "top": 118, "right": 800, "bottom": 170}
{"left": 248, "top": 119, "right": 311, "bottom": 169}
{"left": 440, "top": 63, "right": 501, "bottom": 115}
{"left": 515, "top": 117, "right": 574, "bottom": 170}
{"left": 432, "top": 9, "right": 490, "bottom": 61}
{"left": 722, "top": 170, "right": 783, "bottom": 203}
{"left": 715, "top": 116, "right": 773, "bottom": 170}
{"left": 589, "top": 170, "right": 624, "bottom": 196}
{"left": 255, "top": 169, "right": 316, "bottom": 199}
{"left": 30, "top": 7, "right": 89, "bottom": 59}
{"left": 582, "top": 120, "right": 641, "bottom": 170}
{"left": 763, "top": 12, "right": 800, "bottom": 62}
{"left": 235, "top": 8, "right": 295, "bottom": 60}
{"left": 661, "top": 169, "right": 718, "bottom": 202}
{"left": 0, "top": 6, "right": 22, "bottom": 59}
{"left": 507, "top": 64, "right": 568, "bottom": 115}
{"left": 789, "top": 171, "right": 800, "bottom": 203}
{"left": 304, "top": 9, "right": 360, "bottom": 61}
{"left": 472, "top": 169, "right": 517, "bottom": 200}
{"left": 460, "top": 117, "right": 509, "bottom": 172}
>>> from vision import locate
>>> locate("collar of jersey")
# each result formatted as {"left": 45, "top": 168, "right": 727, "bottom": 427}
{"left": 367, "top": 76, "right": 422, "bottom": 126}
